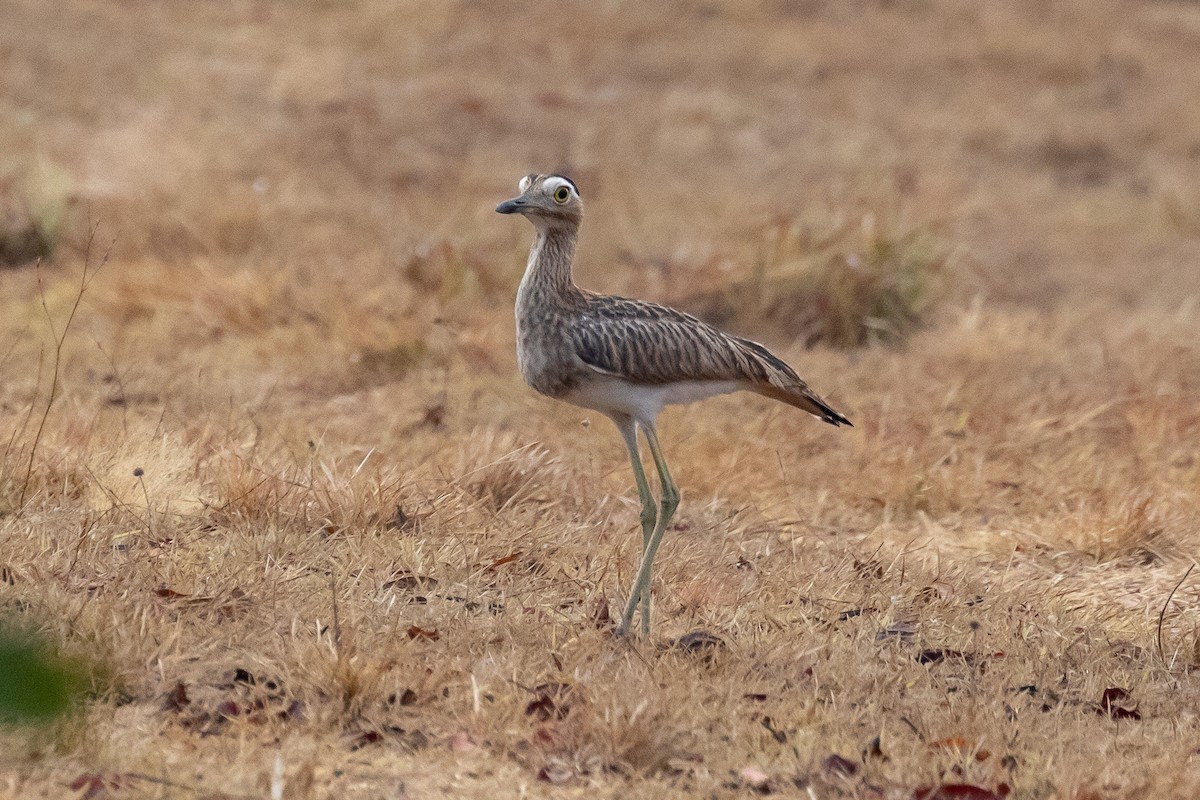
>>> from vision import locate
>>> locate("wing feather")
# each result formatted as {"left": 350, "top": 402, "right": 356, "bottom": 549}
{"left": 571, "top": 295, "right": 851, "bottom": 426}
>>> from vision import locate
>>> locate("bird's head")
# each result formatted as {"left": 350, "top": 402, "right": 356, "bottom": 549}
{"left": 496, "top": 173, "right": 583, "bottom": 229}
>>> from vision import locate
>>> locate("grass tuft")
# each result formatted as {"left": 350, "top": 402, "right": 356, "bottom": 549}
{"left": 0, "top": 161, "right": 74, "bottom": 268}
{"left": 456, "top": 433, "right": 561, "bottom": 513}
{"left": 690, "top": 208, "right": 956, "bottom": 348}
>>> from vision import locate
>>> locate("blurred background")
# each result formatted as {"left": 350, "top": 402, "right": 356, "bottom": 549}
{"left": 4, "top": 0, "right": 1200, "bottom": 324}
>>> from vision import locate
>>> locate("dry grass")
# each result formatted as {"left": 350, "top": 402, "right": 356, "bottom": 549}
{"left": 1, "top": 0, "right": 1200, "bottom": 798}
{"left": 688, "top": 206, "right": 957, "bottom": 347}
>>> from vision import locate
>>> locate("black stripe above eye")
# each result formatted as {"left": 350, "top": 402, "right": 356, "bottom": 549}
{"left": 550, "top": 174, "right": 579, "bottom": 196}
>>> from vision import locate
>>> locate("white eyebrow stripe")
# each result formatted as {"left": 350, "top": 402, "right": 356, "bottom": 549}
{"left": 519, "top": 175, "right": 533, "bottom": 193}
{"left": 541, "top": 176, "right": 574, "bottom": 197}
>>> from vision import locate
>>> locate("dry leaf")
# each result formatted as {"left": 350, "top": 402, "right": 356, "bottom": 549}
{"left": 406, "top": 626, "right": 440, "bottom": 641}
{"left": 822, "top": 753, "right": 859, "bottom": 777}
{"left": 525, "top": 683, "right": 573, "bottom": 721}
{"left": 1097, "top": 687, "right": 1141, "bottom": 720}
{"left": 537, "top": 761, "right": 573, "bottom": 785}
{"left": 490, "top": 552, "right": 520, "bottom": 568}
{"left": 161, "top": 681, "right": 190, "bottom": 712}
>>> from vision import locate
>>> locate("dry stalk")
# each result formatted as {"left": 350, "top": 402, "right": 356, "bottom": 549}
{"left": 16, "top": 225, "right": 112, "bottom": 512}
{"left": 1157, "top": 562, "right": 1196, "bottom": 666}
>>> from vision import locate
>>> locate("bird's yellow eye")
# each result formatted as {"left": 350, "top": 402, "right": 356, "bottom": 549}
{"left": 553, "top": 186, "right": 571, "bottom": 204}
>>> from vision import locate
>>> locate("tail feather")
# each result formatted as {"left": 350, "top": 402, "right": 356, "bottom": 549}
{"left": 730, "top": 337, "right": 852, "bottom": 426}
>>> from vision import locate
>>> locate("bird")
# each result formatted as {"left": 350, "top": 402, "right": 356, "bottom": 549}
{"left": 496, "top": 173, "right": 851, "bottom": 637}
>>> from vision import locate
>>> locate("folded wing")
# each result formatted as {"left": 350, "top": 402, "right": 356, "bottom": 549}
{"left": 572, "top": 296, "right": 851, "bottom": 426}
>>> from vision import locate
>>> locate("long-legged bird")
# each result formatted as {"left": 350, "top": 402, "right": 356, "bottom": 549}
{"left": 497, "top": 173, "right": 851, "bottom": 636}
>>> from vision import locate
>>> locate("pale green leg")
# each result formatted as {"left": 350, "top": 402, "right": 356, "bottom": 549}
{"left": 616, "top": 425, "right": 679, "bottom": 637}
{"left": 614, "top": 416, "right": 656, "bottom": 633}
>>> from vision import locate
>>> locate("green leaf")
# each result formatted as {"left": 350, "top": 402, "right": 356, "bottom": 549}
{"left": 0, "top": 632, "right": 86, "bottom": 724}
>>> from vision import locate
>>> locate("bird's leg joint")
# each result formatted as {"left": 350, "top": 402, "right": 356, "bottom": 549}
{"left": 639, "top": 501, "right": 657, "bottom": 532}
{"left": 660, "top": 484, "right": 680, "bottom": 517}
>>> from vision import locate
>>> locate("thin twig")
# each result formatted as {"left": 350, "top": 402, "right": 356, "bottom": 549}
{"left": 330, "top": 568, "right": 341, "bottom": 656}
{"left": 91, "top": 335, "right": 129, "bottom": 435}
{"left": 0, "top": 325, "right": 27, "bottom": 374}
{"left": 136, "top": 469, "right": 153, "bottom": 538}
{"left": 1157, "top": 562, "right": 1195, "bottom": 665}
{"left": 17, "top": 226, "right": 112, "bottom": 511}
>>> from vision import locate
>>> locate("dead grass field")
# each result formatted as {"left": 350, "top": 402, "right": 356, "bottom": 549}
{"left": 2, "top": 0, "right": 1200, "bottom": 797}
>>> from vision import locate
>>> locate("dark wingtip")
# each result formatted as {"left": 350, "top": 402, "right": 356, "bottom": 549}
{"left": 813, "top": 398, "right": 852, "bottom": 427}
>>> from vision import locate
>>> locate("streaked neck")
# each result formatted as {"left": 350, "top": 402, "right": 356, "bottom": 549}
{"left": 518, "top": 223, "right": 579, "bottom": 300}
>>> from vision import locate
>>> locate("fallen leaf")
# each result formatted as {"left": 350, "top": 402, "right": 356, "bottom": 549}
{"left": 387, "top": 688, "right": 418, "bottom": 706}
{"left": 930, "top": 737, "right": 970, "bottom": 750}
{"left": 525, "top": 683, "right": 573, "bottom": 721}
{"left": 278, "top": 699, "right": 305, "bottom": 722}
{"left": 837, "top": 607, "right": 877, "bottom": 621}
{"left": 822, "top": 753, "right": 859, "bottom": 777}
{"left": 161, "top": 682, "right": 190, "bottom": 712}
{"left": 490, "top": 553, "right": 520, "bottom": 568}
{"left": 230, "top": 667, "right": 255, "bottom": 685}
{"left": 178, "top": 710, "right": 215, "bottom": 732}
{"left": 216, "top": 700, "right": 242, "bottom": 718}
{"left": 531, "top": 724, "right": 559, "bottom": 749}
{"left": 69, "top": 773, "right": 129, "bottom": 799}
{"left": 876, "top": 621, "right": 918, "bottom": 642}
{"left": 383, "top": 571, "right": 438, "bottom": 591}
{"left": 760, "top": 715, "right": 787, "bottom": 743}
{"left": 70, "top": 774, "right": 105, "bottom": 798}
{"left": 864, "top": 735, "right": 887, "bottom": 761}
{"left": 537, "top": 761, "right": 573, "bottom": 784}
{"left": 406, "top": 626, "right": 440, "bottom": 641}
{"left": 592, "top": 596, "right": 612, "bottom": 630}
{"left": 665, "top": 754, "right": 705, "bottom": 776}
{"left": 1097, "top": 687, "right": 1140, "bottom": 720}
{"left": 70, "top": 773, "right": 98, "bottom": 790}
{"left": 1100, "top": 687, "right": 1130, "bottom": 704}
{"left": 916, "top": 648, "right": 969, "bottom": 664}
{"left": 387, "top": 506, "right": 417, "bottom": 531}
{"left": 918, "top": 581, "right": 955, "bottom": 602}
{"left": 417, "top": 403, "right": 445, "bottom": 430}
{"left": 391, "top": 726, "right": 430, "bottom": 751}
{"left": 672, "top": 630, "right": 725, "bottom": 654}
{"left": 348, "top": 730, "right": 383, "bottom": 750}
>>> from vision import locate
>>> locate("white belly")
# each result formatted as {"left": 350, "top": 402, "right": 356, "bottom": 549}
{"left": 563, "top": 375, "right": 743, "bottom": 424}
